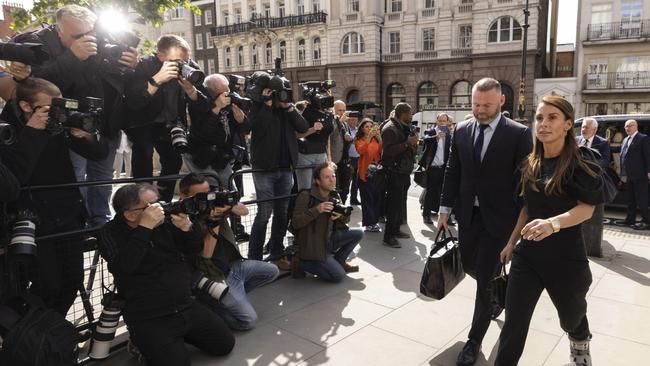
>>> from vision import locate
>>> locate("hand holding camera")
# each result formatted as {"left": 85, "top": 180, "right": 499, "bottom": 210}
{"left": 70, "top": 35, "right": 98, "bottom": 61}
{"left": 215, "top": 92, "right": 231, "bottom": 110}
{"left": 170, "top": 213, "right": 192, "bottom": 232}
{"left": 117, "top": 47, "right": 138, "bottom": 70}
{"left": 316, "top": 201, "right": 334, "bottom": 214}
{"left": 26, "top": 105, "right": 49, "bottom": 130}
{"left": 153, "top": 61, "right": 179, "bottom": 85}
{"left": 140, "top": 203, "right": 164, "bottom": 229}
{"left": 1, "top": 61, "right": 31, "bottom": 81}
{"left": 262, "top": 88, "right": 273, "bottom": 107}
{"left": 69, "top": 128, "right": 94, "bottom": 140}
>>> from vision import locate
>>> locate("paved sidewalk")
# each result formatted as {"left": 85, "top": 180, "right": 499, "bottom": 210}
{"left": 103, "top": 190, "right": 650, "bottom": 366}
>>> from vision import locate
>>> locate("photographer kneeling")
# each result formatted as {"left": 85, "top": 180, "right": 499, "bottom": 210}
{"left": 99, "top": 184, "right": 234, "bottom": 366}
{"left": 291, "top": 162, "right": 362, "bottom": 282}
{"left": 179, "top": 173, "right": 279, "bottom": 330}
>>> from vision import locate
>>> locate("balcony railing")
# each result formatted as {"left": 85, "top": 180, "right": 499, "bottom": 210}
{"left": 415, "top": 50, "right": 438, "bottom": 60}
{"left": 458, "top": 4, "right": 473, "bottom": 13}
{"left": 386, "top": 12, "right": 402, "bottom": 21}
{"left": 421, "top": 8, "right": 436, "bottom": 18}
{"left": 451, "top": 48, "right": 472, "bottom": 57}
{"left": 312, "top": 59, "right": 321, "bottom": 66}
{"left": 297, "top": 60, "right": 307, "bottom": 67}
{"left": 586, "top": 19, "right": 650, "bottom": 41}
{"left": 383, "top": 53, "right": 403, "bottom": 62}
{"left": 346, "top": 13, "right": 358, "bottom": 21}
{"left": 211, "top": 11, "right": 327, "bottom": 36}
{"left": 584, "top": 72, "right": 650, "bottom": 90}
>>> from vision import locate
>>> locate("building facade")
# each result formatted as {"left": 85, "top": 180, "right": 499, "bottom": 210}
{"left": 208, "top": 0, "right": 549, "bottom": 121}
{"left": 575, "top": 0, "right": 650, "bottom": 117}
{"left": 131, "top": 5, "right": 194, "bottom": 57}
{"left": 192, "top": 0, "right": 219, "bottom": 74}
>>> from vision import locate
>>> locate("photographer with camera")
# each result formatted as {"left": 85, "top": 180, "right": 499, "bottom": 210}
{"left": 125, "top": 34, "right": 202, "bottom": 202}
{"left": 0, "top": 77, "right": 107, "bottom": 315}
{"left": 245, "top": 70, "right": 309, "bottom": 268}
{"left": 99, "top": 183, "right": 234, "bottom": 366}
{"left": 179, "top": 173, "right": 278, "bottom": 330}
{"left": 381, "top": 103, "right": 417, "bottom": 248}
{"left": 290, "top": 162, "right": 361, "bottom": 282}
{"left": 12, "top": 5, "right": 139, "bottom": 227}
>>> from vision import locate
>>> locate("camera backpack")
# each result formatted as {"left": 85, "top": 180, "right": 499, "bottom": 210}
{"left": 0, "top": 294, "right": 78, "bottom": 366}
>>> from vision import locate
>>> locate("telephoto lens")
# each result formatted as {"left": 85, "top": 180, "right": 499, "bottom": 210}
{"left": 192, "top": 270, "right": 229, "bottom": 302}
{"left": 9, "top": 212, "right": 38, "bottom": 256}
{"left": 169, "top": 124, "right": 188, "bottom": 152}
{"left": 89, "top": 295, "right": 125, "bottom": 360}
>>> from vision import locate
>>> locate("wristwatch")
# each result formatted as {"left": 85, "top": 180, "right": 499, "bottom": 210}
{"left": 547, "top": 217, "right": 561, "bottom": 233}
{"left": 148, "top": 77, "right": 160, "bottom": 87}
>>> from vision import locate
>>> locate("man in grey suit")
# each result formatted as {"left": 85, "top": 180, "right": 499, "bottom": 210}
{"left": 577, "top": 117, "right": 611, "bottom": 168}
{"left": 438, "top": 78, "right": 532, "bottom": 365}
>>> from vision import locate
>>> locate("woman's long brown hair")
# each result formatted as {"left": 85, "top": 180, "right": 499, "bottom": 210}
{"left": 521, "top": 96, "right": 598, "bottom": 196}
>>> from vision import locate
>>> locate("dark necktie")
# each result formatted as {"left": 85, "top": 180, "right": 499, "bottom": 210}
{"left": 474, "top": 123, "right": 489, "bottom": 163}
{"left": 583, "top": 138, "right": 589, "bottom": 147}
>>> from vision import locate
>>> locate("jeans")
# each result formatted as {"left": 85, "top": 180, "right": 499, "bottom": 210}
{"left": 182, "top": 154, "right": 234, "bottom": 189}
{"left": 216, "top": 260, "right": 279, "bottom": 330}
{"left": 248, "top": 170, "right": 294, "bottom": 260}
{"left": 296, "top": 152, "right": 327, "bottom": 190}
{"left": 70, "top": 134, "right": 121, "bottom": 227}
{"left": 300, "top": 228, "right": 363, "bottom": 283}
{"left": 358, "top": 179, "right": 379, "bottom": 226}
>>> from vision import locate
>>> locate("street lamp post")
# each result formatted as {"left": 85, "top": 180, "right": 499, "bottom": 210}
{"left": 517, "top": 0, "right": 531, "bottom": 124}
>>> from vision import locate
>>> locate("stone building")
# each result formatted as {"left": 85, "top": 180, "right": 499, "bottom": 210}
{"left": 191, "top": 0, "right": 219, "bottom": 74}
{"left": 575, "top": 0, "right": 650, "bottom": 117}
{"left": 131, "top": 5, "right": 194, "bottom": 56}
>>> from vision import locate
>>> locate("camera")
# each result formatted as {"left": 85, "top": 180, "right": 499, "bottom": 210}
{"left": 300, "top": 80, "right": 336, "bottom": 110}
{"left": 7, "top": 210, "right": 38, "bottom": 257}
{"left": 269, "top": 58, "right": 293, "bottom": 103}
{"left": 175, "top": 60, "right": 205, "bottom": 86}
{"left": 168, "top": 121, "right": 188, "bottom": 152}
{"left": 228, "top": 74, "right": 247, "bottom": 95}
{"left": 89, "top": 293, "right": 125, "bottom": 360}
{"left": 0, "top": 42, "right": 48, "bottom": 65}
{"left": 329, "top": 198, "right": 353, "bottom": 216}
{"left": 47, "top": 97, "right": 102, "bottom": 135}
{"left": 227, "top": 91, "right": 252, "bottom": 111}
{"left": 160, "top": 190, "right": 240, "bottom": 217}
{"left": 94, "top": 25, "right": 141, "bottom": 72}
{"left": 0, "top": 122, "right": 16, "bottom": 146}
{"left": 192, "top": 270, "right": 229, "bottom": 302}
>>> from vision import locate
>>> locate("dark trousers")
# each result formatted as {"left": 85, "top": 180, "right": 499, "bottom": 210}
{"left": 495, "top": 252, "right": 592, "bottom": 365}
{"left": 358, "top": 179, "right": 380, "bottom": 226}
{"left": 459, "top": 207, "right": 506, "bottom": 344}
{"left": 127, "top": 302, "right": 235, "bottom": 366}
{"left": 383, "top": 172, "right": 410, "bottom": 239}
{"left": 625, "top": 178, "right": 650, "bottom": 223}
{"left": 422, "top": 166, "right": 445, "bottom": 216}
{"left": 129, "top": 124, "right": 183, "bottom": 203}
{"left": 230, "top": 162, "right": 246, "bottom": 233}
{"left": 337, "top": 157, "right": 359, "bottom": 204}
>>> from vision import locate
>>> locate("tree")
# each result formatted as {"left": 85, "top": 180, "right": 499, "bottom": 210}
{"left": 11, "top": 0, "right": 198, "bottom": 31}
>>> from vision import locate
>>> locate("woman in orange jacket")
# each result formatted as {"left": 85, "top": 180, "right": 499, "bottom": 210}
{"left": 354, "top": 119, "right": 383, "bottom": 232}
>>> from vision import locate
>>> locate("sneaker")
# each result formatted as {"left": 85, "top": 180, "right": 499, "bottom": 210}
{"left": 365, "top": 224, "right": 381, "bottom": 232}
{"left": 383, "top": 237, "right": 402, "bottom": 248}
{"left": 567, "top": 336, "right": 592, "bottom": 366}
{"left": 271, "top": 259, "right": 291, "bottom": 271}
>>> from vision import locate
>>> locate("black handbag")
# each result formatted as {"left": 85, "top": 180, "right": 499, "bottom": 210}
{"left": 414, "top": 166, "right": 427, "bottom": 188}
{"left": 419, "top": 228, "right": 465, "bottom": 300}
{"left": 488, "top": 263, "right": 508, "bottom": 309}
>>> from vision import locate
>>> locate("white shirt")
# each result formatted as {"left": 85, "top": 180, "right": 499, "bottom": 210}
{"left": 431, "top": 129, "right": 446, "bottom": 167}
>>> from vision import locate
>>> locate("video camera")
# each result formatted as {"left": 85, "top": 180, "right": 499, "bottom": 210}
{"left": 0, "top": 122, "right": 16, "bottom": 146}
{"left": 47, "top": 97, "right": 102, "bottom": 135}
{"left": 160, "top": 190, "right": 240, "bottom": 217}
{"left": 300, "top": 80, "right": 336, "bottom": 110}
{"left": 94, "top": 25, "right": 141, "bottom": 73}
{"left": 176, "top": 60, "right": 205, "bottom": 86}
{"left": 0, "top": 42, "right": 49, "bottom": 65}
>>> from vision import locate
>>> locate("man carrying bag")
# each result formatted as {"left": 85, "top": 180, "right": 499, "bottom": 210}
{"left": 420, "top": 228, "right": 465, "bottom": 300}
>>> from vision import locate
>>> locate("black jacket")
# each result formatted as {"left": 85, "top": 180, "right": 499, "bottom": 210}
{"left": 381, "top": 118, "right": 415, "bottom": 174}
{"left": 124, "top": 54, "right": 191, "bottom": 130}
{"left": 0, "top": 157, "right": 20, "bottom": 203}
{"left": 612, "top": 132, "right": 650, "bottom": 182}
{"left": 419, "top": 129, "right": 451, "bottom": 169}
{"left": 440, "top": 115, "right": 532, "bottom": 239}
{"left": 99, "top": 219, "right": 203, "bottom": 322}
{"left": 249, "top": 102, "right": 309, "bottom": 169}
{"left": 13, "top": 26, "right": 128, "bottom": 138}
{"left": 0, "top": 103, "right": 108, "bottom": 235}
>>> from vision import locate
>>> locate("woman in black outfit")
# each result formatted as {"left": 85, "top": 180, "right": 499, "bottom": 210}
{"left": 496, "top": 96, "right": 604, "bottom": 366}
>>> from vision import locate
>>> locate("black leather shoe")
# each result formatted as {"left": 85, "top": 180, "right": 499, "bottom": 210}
{"left": 457, "top": 339, "right": 481, "bottom": 366}
{"left": 394, "top": 231, "right": 411, "bottom": 239}
{"left": 423, "top": 215, "right": 433, "bottom": 224}
{"left": 490, "top": 304, "right": 504, "bottom": 320}
{"left": 614, "top": 219, "right": 635, "bottom": 226}
{"left": 633, "top": 222, "right": 649, "bottom": 230}
{"left": 383, "top": 237, "right": 402, "bottom": 248}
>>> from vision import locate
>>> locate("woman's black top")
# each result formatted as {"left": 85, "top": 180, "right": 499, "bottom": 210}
{"left": 517, "top": 153, "right": 604, "bottom": 261}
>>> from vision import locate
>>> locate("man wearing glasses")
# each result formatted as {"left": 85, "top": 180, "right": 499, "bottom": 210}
{"left": 13, "top": 4, "right": 139, "bottom": 228}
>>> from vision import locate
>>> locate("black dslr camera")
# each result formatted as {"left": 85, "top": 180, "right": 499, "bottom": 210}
{"left": 300, "top": 80, "right": 336, "bottom": 110}
{"left": 227, "top": 74, "right": 252, "bottom": 111}
{"left": 94, "top": 24, "right": 141, "bottom": 73}
{"left": 269, "top": 58, "right": 293, "bottom": 103}
{"left": 161, "top": 190, "right": 240, "bottom": 217}
{"left": 175, "top": 60, "right": 205, "bottom": 86}
{"left": 47, "top": 97, "right": 102, "bottom": 135}
{"left": 0, "top": 121, "right": 16, "bottom": 146}
{"left": 0, "top": 42, "right": 48, "bottom": 65}
{"left": 329, "top": 197, "right": 353, "bottom": 216}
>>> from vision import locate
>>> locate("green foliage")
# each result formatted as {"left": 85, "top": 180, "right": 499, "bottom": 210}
{"left": 11, "top": 0, "right": 198, "bottom": 31}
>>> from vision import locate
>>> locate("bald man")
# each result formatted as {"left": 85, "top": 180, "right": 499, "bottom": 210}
{"left": 612, "top": 119, "right": 650, "bottom": 230}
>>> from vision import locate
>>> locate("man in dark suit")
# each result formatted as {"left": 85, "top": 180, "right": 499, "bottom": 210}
{"left": 613, "top": 119, "right": 650, "bottom": 230}
{"left": 577, "top": 117, "right": 611, "bottom": 168}
{"left": 419, "top": 113, "right": 452, "bottom": 224}
{"left": 438, "top": 78, "right": 532, "bottom": 365}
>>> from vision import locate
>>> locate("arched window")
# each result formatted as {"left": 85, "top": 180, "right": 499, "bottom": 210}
{"left": 251, "top": 44, "right": 258, "bottom": 65}
{"left": 265, "top": 42, "right": 272, "bottom": 64}
{"left": 313, "top": 37, "right": 321, "bottom": 60}
{"left": 387, "top": 83, "right": 406, "bottom": 110}
{"left": 225, "top": 47, "right": 231, "bottom": 67}
{"left": 488, "top": 16, "right": 522, "bottom": 43}
{"left": 450, "top": 80, "right": 471, "bottom": 107}
{"left": 417, "top": 82, "right": 439, "bottom": 109}
{"left": 297, "top": 39, "right": 306, "bottom": 62}
{"left": 237, "top": 45, "right": 244, "bottom": 66}
{"left": 346, "top": 89, "right": 360, "bottom": 104}
{"left": 279, "top": 40, "right": 286, "bottom": 62}
{"left": 341, "top": 32, "right": 365, "bottom": 55}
